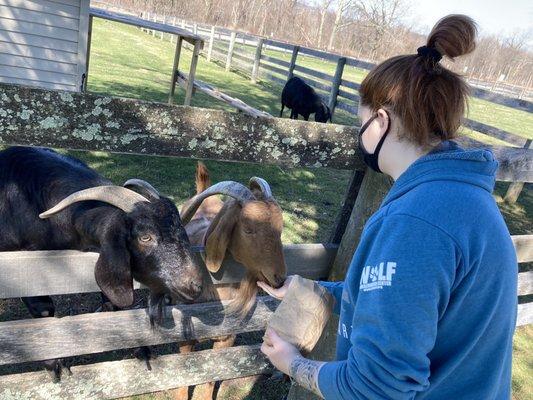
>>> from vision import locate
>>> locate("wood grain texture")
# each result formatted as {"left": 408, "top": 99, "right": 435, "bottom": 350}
{"left": 0, "top": 82, "right": 364, "bottom": 170}
{"left": 518, "top": 271, "right": 532, "bottom": 296}
{"left": 513, "top": 235, "right": 533, "bottom": 263}
{"left": 0, "top": 244, "right": 337, "bottom": 298}
{"left": 517, "top": 303, "right": 533, "bottom": 326}
{"left": 328, "top": 169, "right": 366, "bottom": 244}
{"left": 90, "top": 7, "right": 203, "bottom": 45}
{"left": 0, "top": 344, "right": 273, "bottom": 399}
{"left": 0, "top": 84, "right": 531, "bottom": 180}
{"left": 505, "top": 140, "right": 532, "bottom": 203}
{"left": 0, "top": 296, "right": 279, "bottom": 365}
{"left": 329, "top": 170, "right": 393, "bottom": 281}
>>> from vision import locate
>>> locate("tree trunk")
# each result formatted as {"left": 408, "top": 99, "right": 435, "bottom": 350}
{"left": 327, "top": 0, "right": 345, "bottom": 50}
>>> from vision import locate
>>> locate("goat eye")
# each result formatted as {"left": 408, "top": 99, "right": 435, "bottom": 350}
{"left": 139, "top": 235, "right": 152, "bottom": 243}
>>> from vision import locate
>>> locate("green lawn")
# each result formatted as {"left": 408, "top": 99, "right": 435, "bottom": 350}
{"left": 89, "top": 19, "right": 532, "bottom": 144}
{"left": 2, "top": 18, "right": 531, "bottom": 400}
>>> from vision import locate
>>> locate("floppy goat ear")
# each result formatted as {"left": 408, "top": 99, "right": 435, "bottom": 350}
{"left": 94, "top": 225, "right": 134, "bottom": 308}
{"left": 204, "top": 200, "right": 241, "bottom": 273}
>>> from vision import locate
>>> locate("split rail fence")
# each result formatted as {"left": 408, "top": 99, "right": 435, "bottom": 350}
{"left": 130, "top": 10, "right": 533, "bottom": 203}
{"left": 134, "top": 13, "right": 532, "bottom": 142}
{"left": 0, "top": 81, "right": 531, "bottom": 399}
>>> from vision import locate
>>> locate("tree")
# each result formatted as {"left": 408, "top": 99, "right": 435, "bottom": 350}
{"left": 327, "top": 0, "right": 356, "bottom": 50}
{"left": 316, "top": 0, "right": 335, "bottom": 48}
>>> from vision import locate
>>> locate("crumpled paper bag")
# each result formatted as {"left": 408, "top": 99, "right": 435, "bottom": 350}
{"left": 267, "top": 275, "right": 335, "bottom": 354}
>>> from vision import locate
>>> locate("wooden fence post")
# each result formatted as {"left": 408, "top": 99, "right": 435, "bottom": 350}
{"left": 184, "top": 40, "right": 202, "bottom": 106}
{"left": 193, "top": 23, "right": 198, "bottom": 35}
{"left": 328, "top": 169, "right": 365, "bottom": 244}
{"left": 140, "top": 12, "right": 145, "bottom": 32}
{"left": 82, "top": 15, "right": 93, "bottom": 92}
{"left": 287, "top": 169, "right": 393, "bottom": 400}
{"left": 168, "top": 36, "right": 183, "bottom": 105}
{"left": 152, "top": 14, "right": 156, "bottom": 36}
{"left": 251, "top": 38, "right": 264, "bottom": 83}
{"left": 170, "top": 16, "right": 176, "bottom": 43}
{"left": 207, "top": 26, "right": 215, "bottom": 62}
{"left": 161, "top": 16, "right": 166, "bottom": 40}
{"left": 226, "top": 32, "right": 237, "bottom": 72}
{"left": 328, "top": 57, "right": 346, "bottom": 117}
{"left": 287, "top": 45, "right": 300, "bottom": 80}
{"left": 505, "top": 139, "right": 532, "bottom": 203}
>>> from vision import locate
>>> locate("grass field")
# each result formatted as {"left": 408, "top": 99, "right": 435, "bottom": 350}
{"left": 0, "top": 18, "right": 530, "bottom": 400}
{"left": 88, "top": 19, "right": 533, "bottom": 142}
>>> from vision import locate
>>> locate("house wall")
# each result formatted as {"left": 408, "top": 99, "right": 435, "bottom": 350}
{"left": 0, "top": 0, "right": 89, "bottom": 92}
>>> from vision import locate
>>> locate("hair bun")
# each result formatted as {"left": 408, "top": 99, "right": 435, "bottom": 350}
{"left": 427, "top": 14, "right": 477, "bottom": 59}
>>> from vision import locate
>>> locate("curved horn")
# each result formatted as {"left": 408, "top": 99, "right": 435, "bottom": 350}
{"left": 124, "top": 178, "right": 160, "bottom": 200}
{"left": 180, "top": 181, "right": 255, "bottom": 225}
{"left": 249, "top": 177, "right": 273, "bottom": 199}
{"left": 39, "top": 186, "right": 150, "bottom": 219}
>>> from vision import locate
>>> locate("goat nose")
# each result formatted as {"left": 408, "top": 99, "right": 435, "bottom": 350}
{"left": 274, "top": 274, "right": 285, "bottom": 289}
{"left": 189, "top": 281, "right": 203, "bottom": 297}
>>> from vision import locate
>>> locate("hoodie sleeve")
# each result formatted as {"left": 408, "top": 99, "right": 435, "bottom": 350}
{"left": 317, "top": 281, "right": 344, "bottom": 315}
{"left": 317, "top": 214, "right": 459, "bottom": 399}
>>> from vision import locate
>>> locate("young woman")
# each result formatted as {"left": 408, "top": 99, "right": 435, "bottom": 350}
{"left": 258, "top": 14, "right": 518, "bottom": 399}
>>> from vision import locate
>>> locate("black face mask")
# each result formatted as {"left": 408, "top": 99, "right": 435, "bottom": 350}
{"left": 358, "top": 111, "right": 391, "bottom": 173}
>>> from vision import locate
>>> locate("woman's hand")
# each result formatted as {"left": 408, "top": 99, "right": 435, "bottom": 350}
{"left": 260, "top": 327, "right": 301, "bottom": 375}
{"left": 257, "top": 275, "right": 295, "bottom": 300}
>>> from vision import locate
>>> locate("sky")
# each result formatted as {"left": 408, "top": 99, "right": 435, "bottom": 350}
{"left": 409, "top": 0, "right": 532, "bottom": 42}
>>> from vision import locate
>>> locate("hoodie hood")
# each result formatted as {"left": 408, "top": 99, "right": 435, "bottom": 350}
{"left": 382, "top": 140, "right": 498, "bottom": 208}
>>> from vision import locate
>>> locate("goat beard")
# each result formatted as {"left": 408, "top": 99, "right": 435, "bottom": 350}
{"left": 227, "top": 272, "right": 258, "bottom": 319}
{"left": 148, "top": 292, "right": 167, "bottom": 327}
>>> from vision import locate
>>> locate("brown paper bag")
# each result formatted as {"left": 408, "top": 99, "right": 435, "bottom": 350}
{"left": 267, "top": 275, "right": 335, "bottom": 354}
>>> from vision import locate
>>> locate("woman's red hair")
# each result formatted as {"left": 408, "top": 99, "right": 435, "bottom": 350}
{"left": 359, "top": 14, "right": 478, "bottom": 147}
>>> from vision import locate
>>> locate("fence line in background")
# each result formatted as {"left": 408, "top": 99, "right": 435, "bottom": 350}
{"left": 146, "top": 15, "right": 530, "bottom": 134}
{"left": 130, "top": 10, "right": 532, "bottom": 201}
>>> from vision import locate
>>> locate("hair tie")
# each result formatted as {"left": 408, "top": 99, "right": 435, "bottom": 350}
{"left": 417, "top": 46, "right": 442, "bottom": 62}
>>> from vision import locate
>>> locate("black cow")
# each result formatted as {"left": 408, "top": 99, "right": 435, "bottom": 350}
{"left": 280, "top": 76, "right": 332, "bottom": 122}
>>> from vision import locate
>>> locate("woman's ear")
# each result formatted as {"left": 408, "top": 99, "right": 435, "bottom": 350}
{"left": 94, "top": 224, "right": 134, "bottom": 308}
{"left": 204, "top": 201, "right": 241, "bottom": 273}
{"left": 376, "top": 108, "right": 390, "bottom": 133}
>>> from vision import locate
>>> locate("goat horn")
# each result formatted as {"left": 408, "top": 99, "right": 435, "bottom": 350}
{"left": 124, "top": 179, "right": 160, "bottom": 200}
{"left": 39, "top": 186, "right": 150, "bottom": 219}
{"left": 180, "top": 181, "right": 254, "bottom": 225}
{"left": 249, "top": 177, "right": 273, "bottom": 199}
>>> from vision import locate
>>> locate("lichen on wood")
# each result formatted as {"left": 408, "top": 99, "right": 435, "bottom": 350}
{"left": 0, "top": 83, "right": 531, "bottom": 182}
{"left": 0, "top": 83, "right": 364, "bottom": 170}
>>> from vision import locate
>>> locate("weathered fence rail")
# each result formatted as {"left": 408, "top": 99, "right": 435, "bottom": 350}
{"left": 134, "top": 12, "right": 532, "bottom": 151}
{"left": 0, "top": 345, "right": 272, "bottom": 400}
{"left": 0, "top": 83, "right": 531, "bottom": 400}
{"left": 0, "top": 244, "right": 336, "bottom": 298}
{"left": 1, "top": 84, "right": 532, "bottom": 181}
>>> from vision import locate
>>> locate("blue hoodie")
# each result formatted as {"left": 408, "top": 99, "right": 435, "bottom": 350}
{"left": 317, "top": 141, "right": 517, "bottom": 399}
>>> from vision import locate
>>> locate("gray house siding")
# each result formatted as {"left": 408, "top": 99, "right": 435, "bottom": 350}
{"left": 0, "top": 0, "right": 89, "bottom": 92}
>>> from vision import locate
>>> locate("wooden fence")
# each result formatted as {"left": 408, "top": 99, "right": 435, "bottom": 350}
{"left": 135, "top": 13, "right": 532, "bottom": 147}
{"left": 130, "top": 11, "right": 532, "bottom": 203}
{"left": 0, "top": 83, "right": 531, "bottom": 399}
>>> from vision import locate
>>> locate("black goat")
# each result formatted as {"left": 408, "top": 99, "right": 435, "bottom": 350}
{"left": 280, "top": 76, "right": 332, "bottom": 122}
{"left": 0, "top": 147, "right": 204, "bottom": 323}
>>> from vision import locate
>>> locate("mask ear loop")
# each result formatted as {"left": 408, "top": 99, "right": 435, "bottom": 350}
{"left": 371, "top": 110, "right": 391, "bottom": 157}
{"left": 358, "top": 114, "right": 379, "bottom": 153}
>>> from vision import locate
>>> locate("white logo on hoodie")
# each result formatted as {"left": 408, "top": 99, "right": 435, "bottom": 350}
{"left": 359, "top": 262, "right": 396, "bottom": 292}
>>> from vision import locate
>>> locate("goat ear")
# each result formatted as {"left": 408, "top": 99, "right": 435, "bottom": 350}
{"left": 94, "top": 226, "right": 134, "bottom": 308}
{"left": 204, "top": 201, "right": 240, "bottom": 273}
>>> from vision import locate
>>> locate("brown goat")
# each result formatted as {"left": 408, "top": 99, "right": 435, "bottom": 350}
{"left": 172, "top": 162, "right": 287, "bottom": 400}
